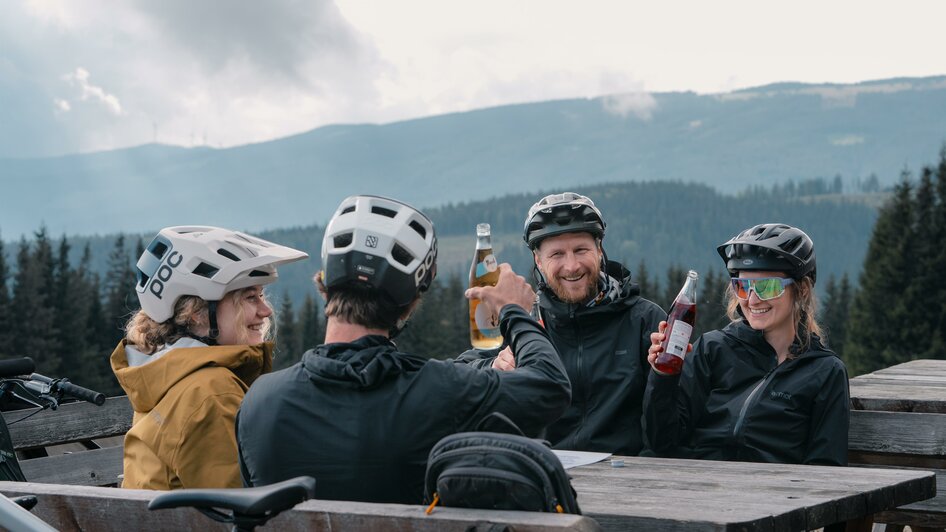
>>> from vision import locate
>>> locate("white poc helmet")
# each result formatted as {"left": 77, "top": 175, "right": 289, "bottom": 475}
{"left": 136, "top": 226, "right": 308, "bottom": 323}
{"left": 321, "top": 195, "right": 437, "bottom": 307}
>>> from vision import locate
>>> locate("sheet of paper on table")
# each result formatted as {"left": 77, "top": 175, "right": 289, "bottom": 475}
{"left": 552, "top": 450, "right": 612, "bottom": 469}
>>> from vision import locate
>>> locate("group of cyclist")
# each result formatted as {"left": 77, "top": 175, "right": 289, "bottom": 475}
{"left": 109, "top": 191, "right": 849, "bottom": 502}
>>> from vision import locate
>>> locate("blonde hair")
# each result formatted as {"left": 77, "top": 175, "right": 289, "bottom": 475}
{"left": 125, "top": 288, "right": 273, "bottom": 354}
{"left": 725, "top": 276, "right": 822, "bottom": 354}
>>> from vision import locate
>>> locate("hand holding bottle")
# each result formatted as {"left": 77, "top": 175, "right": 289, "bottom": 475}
{"left": 465, "top": 263, "right": 535, "bottom": 316}
{"left": 648, "top": 320, "right": 693, "bottom": 372}
{"left": 491, "top": 346, "right": 516, "bottom": 371}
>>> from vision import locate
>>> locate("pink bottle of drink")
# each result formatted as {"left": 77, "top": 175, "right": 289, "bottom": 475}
{"left": 655, "top": 270, "right": 698, "bottom": 376}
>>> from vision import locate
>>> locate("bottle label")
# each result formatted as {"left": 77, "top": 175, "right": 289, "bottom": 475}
{"left": 665, "top": 321, "right": 693, "bottom": 359}
{"left": 474, "top": 302, "right": 501, "bottom": 338}
{"left": 475, "top": 254, "right": 498, "bottom": 278}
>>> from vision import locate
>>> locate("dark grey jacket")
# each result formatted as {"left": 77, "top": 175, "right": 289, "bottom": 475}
{"left": 236, "top": 305, "right": 570, "bottom": 504}
{"left": 643, "top": 320, "right": 850, "bottom": 465}
{"left": 459, "top": 261, "right": 665, "bottom": 455}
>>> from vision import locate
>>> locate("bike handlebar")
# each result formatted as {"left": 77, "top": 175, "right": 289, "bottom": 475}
{"left": 28, "top": 374, "right": 106, "bottom": 406}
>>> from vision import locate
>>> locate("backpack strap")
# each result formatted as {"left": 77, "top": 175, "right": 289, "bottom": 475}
{"left": 474, "top": 412, "right": 526, "bottom": 436}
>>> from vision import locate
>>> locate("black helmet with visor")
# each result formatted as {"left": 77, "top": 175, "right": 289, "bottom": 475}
{"left": 716, "top": 223, "right": 817, "bottom": 283}
{"left": 523, "top": 192, "right": 606, "bottom": 250}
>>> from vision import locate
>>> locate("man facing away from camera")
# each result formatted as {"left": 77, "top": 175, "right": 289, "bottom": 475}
{"left": 236, "top": 194, "right": 570, "bottom": 503}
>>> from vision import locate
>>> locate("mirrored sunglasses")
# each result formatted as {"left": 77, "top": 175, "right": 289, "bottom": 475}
{"left": 731, "top": 277, "right": 794, "bottom": 301}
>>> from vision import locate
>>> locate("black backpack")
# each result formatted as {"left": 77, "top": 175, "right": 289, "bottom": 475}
{"left": 424, "top": 413, "right": 581, "bottom": 514}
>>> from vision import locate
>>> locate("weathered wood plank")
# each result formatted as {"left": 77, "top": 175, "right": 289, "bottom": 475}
{"left": 0, "top": 482, "right": 601, "bottom": 532}
{"left": 18, "top": 445, "right": 123, "bottom": 486}
{"left": 849, "top": 410, "right": 946, "bottom": 456}
{"left": 4, "top": 396, "right": 132, "bottom": 449}
{"left": 567, "top": 457, "right": 933, "bottom": 531}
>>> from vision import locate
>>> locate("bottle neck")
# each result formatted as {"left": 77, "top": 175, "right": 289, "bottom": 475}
{"left": 476, "top": 234, "right": 492, "bottom": 250}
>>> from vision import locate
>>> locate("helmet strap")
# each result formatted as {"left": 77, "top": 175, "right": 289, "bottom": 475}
{"left": 187, "top": 300, "right": 220, "bottom": 346}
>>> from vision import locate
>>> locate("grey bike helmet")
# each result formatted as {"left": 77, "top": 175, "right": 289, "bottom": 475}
{"left": 717, "top": 223, "right": 817, "bottom": 283}
{"left": 136, "top": 226, "right": 308, "bottom": 337}
{"left": 321, "top": 195, "right": 437, "bottom": 307}
{"left": 523, "top": 192, "right": 606, "bottom": 249}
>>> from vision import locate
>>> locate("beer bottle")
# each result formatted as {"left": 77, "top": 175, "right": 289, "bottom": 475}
{"left": 654, "top": 270, "right": 698, "bottom": 376}
{"left": 469, "top": 223, "right": 502, "bottom": 348}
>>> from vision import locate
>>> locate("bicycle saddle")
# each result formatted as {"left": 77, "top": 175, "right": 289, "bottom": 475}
{"left": 148, "top": 476, "right": 316, "bottom": 516}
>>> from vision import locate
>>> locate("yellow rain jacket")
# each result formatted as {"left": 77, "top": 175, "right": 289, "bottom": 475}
{"left": 110, "top": 337, "right": 272, "bottom": 490}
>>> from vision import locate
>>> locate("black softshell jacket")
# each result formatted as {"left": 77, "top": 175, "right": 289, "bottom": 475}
{"left": 643, "top": 320, "right": 850, "bottom": 466}
{"left": 236, "top": 305, "right": 570, "bottom": 504}
{"left": 459, "top": 261, "right": 665, "bottom": 455}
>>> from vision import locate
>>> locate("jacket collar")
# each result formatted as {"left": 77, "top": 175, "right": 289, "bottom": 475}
{"left": 302, "top": 335, "right": 428, "bottom": 389}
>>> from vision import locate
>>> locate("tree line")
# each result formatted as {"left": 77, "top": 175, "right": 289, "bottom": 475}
{"left": 1, "top": 146, "right": 942, "bottom": 394}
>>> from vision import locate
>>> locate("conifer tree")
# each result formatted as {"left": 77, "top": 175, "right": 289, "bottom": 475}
{"left": 103, "top": 235, "right": 135, "bottom": 347}
{"left": 901, "top": 167, "right": 938, "bottom": 357}
{"left": 299, "top": 293, "right": 322, "bottom": 352}
{"left": 636, "top": 260, "right": 657, "bottom": 306}
{"left": 845, "top": 177, "right": 915, "bottom": 375}
{"left": 698, "top": 268, "right": 731, "bottom": 336}
{"left": 274, "top": 293, "right": 300, "bottom": 370}
{"left": 0, "top": 234, "right": 11, "bottom": 357}
{"left": 11, "top": 230, "right": 61, "bottom": 372}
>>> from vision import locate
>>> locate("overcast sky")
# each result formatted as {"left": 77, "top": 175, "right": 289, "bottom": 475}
{"left": 1, "top": 0, "right": 944, "bottom": 158}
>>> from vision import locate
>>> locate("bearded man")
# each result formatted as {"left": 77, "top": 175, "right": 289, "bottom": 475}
{"left": 461, "top": 192, "right": 665, "bottom": 455}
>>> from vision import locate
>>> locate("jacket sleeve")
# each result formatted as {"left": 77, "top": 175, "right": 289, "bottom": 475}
{"left": 453, "top": 347, "right": 502, "bottom": 369}
{"left": 803, "top": 359, "right": 850, "bottom": 466}
{"left": 172, "top": 390, "right": 244, "bottom": 489}
{"left": 642, "top": 335, "right": 713, "bottom": 457}
{"left": 451, "top": 304, "right": 571, "bottom": 437}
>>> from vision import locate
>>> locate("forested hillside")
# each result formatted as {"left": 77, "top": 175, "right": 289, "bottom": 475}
{"left": 0, "top": 177, "right": 880, "bottom": 394}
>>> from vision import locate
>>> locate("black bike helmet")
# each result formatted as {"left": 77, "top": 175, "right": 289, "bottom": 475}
{"left": 321, "top": 195, "right": 437, "bottom": 308}
{"left": 523, "top": 192, "right": 606, "bottom": 249}
{"left": 716, "top": 223, "right": 817, "bottom": 283}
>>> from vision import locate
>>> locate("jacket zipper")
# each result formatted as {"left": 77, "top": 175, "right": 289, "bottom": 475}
{"left": 571, "top": 306, "right": 586, "bottom": 449}
{"left": 732, "top": 367, "right": 779, "bottom": 441}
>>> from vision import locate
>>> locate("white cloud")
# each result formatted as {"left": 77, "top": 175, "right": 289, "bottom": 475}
{"left": 62, "top": 67, "right": 123, "bottom": 115}
{"left": 53, "top": 98, "right": 70, "bottom": 112}
{"left": 601, "top": 92, "right": 658, "bottom": 121}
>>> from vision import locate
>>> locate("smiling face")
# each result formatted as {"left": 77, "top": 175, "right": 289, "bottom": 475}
{"left": 534, "top": 232, "right": 602, "bottom": 304}
{"left": 214, "top": 286, "right": 273, "bottom": 345}
{"left": 736, "top": 270, "right": 796, "bottom": 337}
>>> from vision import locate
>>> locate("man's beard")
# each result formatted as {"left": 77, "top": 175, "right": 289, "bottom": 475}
{"left": 545, "top": 261, "right": 602, "bottom": 304}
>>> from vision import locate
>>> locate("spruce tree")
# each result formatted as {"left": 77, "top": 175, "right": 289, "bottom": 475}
{"left": 845, "top": 177, "right": 915, "bottom": 375}
{"left": 103, "top": 235, "right": 135, "bottom": 347}
{"left": 0, "top": 234, "right": 11, "bottom": 357}
{"left": 274, "top": 293, "right": 300, "bottom": 370}
{"left": 11, "top": 230, "right": 61, "bottom": 372}
{"left": 299, "top": 293, "right": 322, "bottom": 353}
{"left": 698, "top": 268, "right": 731, "bottom": 336}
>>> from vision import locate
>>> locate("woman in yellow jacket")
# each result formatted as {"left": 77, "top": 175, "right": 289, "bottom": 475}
{"left": 110, "top": 226, "right": 307, "bottom": 489}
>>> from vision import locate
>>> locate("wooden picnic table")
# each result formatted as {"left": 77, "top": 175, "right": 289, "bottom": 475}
{"left": 850, "top": 359, "right": 946, "bottom": 413}
{"left": 569, "top": 455, "right": 934, "bottom": 531}
{"left": 848, "top": 359, "right": 946, "bottom": 531}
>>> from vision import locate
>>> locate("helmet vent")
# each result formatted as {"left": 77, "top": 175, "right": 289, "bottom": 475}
{"left": 371, "top": 205, "right": 398, "bottom": 218}
{"left": 409, "top": 220, "right": 427, "bottom": 238}
{"left": 248, "top": 270, "right": 270, "bottom": 277}
{"left": 217, "top": 249, "right": 241, "bottom": 262}
{"left": 334, "top": 233, "right": 353, "bottom": 248}
{"left": 149, "top": 241, "right": 169, "bottom": 259}
{"left": 391, "top": 243, "right": 413, "bottom": 266}
{"left": 137, "top": 270, "right": 149, "bottom": 288}
{"left": 341, "top": 205, "right": 356, "bottom": 215}
{"left": 192, "top": 262, "right": 220, "bottom": 279}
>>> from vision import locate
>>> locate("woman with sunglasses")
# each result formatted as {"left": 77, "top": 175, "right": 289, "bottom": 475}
{"left": 642, "top": 223, "right": 849, "bottom": 465}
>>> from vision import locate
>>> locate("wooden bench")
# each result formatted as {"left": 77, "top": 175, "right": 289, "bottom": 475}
{"left": 3, "top": 396, "right": 131, "bottom": 486}
{"left": 849, "top": 360, "right": 946, "bottom": 532}
{"left": 0, "top": 482, "right": 601, "bottom": 531}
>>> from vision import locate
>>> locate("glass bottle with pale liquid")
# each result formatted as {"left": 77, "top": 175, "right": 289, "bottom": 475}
{"left": 654, "top": 270, "right": 698, "bottom": 375}
{"left": 469, "top": 223, "right": 503, "bottom": 348}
